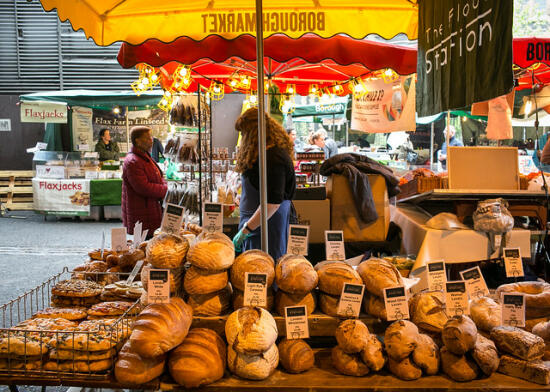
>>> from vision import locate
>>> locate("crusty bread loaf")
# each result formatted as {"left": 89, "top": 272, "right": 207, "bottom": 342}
{"left": 442, "top": 316, "right": 478, "bottom": 355}
{"left": 532, "top": 321, "right": 550, "bottom": 341}
{"left": 129, "top": 297, "right": 193, "bottom": 358}
{"left": 387, "top": 357, "right": 422, "bottom": 380}
{"left": 275, "top": 290, "right": 316, "bottom": 316}
{"left": 411, "top": 333, "right": 440, "bottom": 376}
{"left": 409, "top": 291, "right": 448, "bottom": 332}
{"left": 471, "top": 334, "right": 499, "bottom": 376}
{"left": 232, "top": 287, "right": 274, "bottom": 311}
{"left": 360, "top": 334, "right": 386, "bottom": 371}
{"left": 277, "top": 338, "right": 315, "bottom": 374}
{"left": 141, "top": 263, "right": 184, "bottom": 294}
{"left": 527, "top": 317, "right": 550, "bottom": 333}
{"left": 331, "top": 345, "right": 369, "bottom": 376}
{"left": 275, "top": 255, "right": 318, "bottom": 294}
{"left": 318, "top": 292, "right": 339, "bottom": 317}
{"left": 187, "top": 284, "right": 232, "bottom": 316}
{"left": 362, "top": 292, "right": 387, "bottom": 321}
{"left": 440, "top": 346, "right": 479, "bottom": 382}
{"left": 469, "top": 297, "right": 501, "bottom": 332}
{"left": 384, "top": 320, "right": 419, "bottom": 361}
{"left": 227, "top": 343, "right": 279, "bottom": 380}
{"left": 230, "top": 250, "right": 275, "bottom": 291}
{"left": 168, "top": 328, "right": 226, "bottom": 388}
{"left": 146, "top": 233, "right": 189, "bottom": 269}
{"left": 496, "top": 281, "right": 550, "bottom": 318}
{"left": 187, "top": 232, "right": 235, "bottom": 271}
{"left": 114, "top": 340, "right": 166, "bottom": 385}
{"left": 184, "top": 265, "right": 228, "bottom": 295}
{"left": 335, "top": 319, "right": 370, "bottom": 354}
{"left": 490, "top": 326, "right": 545, "bottom": 361}
{"left": 357, "top": 257, "right": 403, "bottom": 298}
{"left": 118, "top": 248, "right": 146, "bottom": 268}
{"left": 316, "top": 261, "right": 362, "bottom": 296}
{"left": 225, "top": 307, "right": 278, "bottom": 355}
{"left": 498, "top": 355, "right": 550, "bottom": 385}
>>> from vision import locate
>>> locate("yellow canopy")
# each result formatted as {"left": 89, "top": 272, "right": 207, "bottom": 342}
{"left": 40, "top": 0, "right": 418, "bottom": 46}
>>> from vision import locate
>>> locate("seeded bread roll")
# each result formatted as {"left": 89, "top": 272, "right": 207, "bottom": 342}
{"left": 498, "top": 355, "right": 550, "bottom": 385}
{"left": 317, "top": 261, "right": 362, "bottom": 296}
{"left": 230, "top": 250, "right": 275, "bottom": 291}
{"left": 335, "top": 319, "right": 370, "bottom": 354}
{"left": 442, "top": 316, "right": 478, "bottom": 355}
{"left": 275, "top": 255, "right": 318, "bottom": 294}
{"left": 277, "top": 338, "right": 315, "bottom": 374}
{"left": 384, "top": 320, "right": 419, "bottom": 361}
{"left": 490, "top": 326, "right": 545, "bottom": 361}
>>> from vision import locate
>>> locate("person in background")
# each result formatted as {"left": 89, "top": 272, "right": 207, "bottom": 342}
{"left": 94, "top": 128, "right": 120, "bottom": 161}
{"left": 438, "top": 125, "right": 463, "bottom": 169}
{"left": 151, "top": 137, "right": 165, "bottom": 163}
{"left": 122, "top": 126, "right": 168, "bottom": 239}
{"left": 287, "top": 128, "right": 304, "bottom": 152}
{"left": 308, "top": 129, "right": 338, "bottom": 159}
{"left": 232, "top": 108, "right": 296, "bottom": 261}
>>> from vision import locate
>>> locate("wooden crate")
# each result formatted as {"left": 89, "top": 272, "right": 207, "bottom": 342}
{"left": 0, "top": 170, "right": 34, "bottom": 211}
{"left": 397, "top": 176, "right": 442, "bottom": 200}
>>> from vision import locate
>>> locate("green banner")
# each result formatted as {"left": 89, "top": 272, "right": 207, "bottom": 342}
{"left": 416, "top": 0, "right": 514, "bottom": 117}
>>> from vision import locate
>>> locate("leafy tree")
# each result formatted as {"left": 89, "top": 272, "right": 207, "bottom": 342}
{"left": 513, "top": 0, "right": 550, "bottom": 37}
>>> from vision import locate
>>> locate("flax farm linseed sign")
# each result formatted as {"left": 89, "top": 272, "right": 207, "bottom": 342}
{"left": 416, "top": 0, "right": 514, "bottom": 117}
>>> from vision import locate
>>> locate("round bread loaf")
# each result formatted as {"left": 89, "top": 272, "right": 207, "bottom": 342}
{"left": 335, "top": 319, "right": 370, "bottom": 354}
{"left": 532, "top": 321, "right": 550, "bottom": 341}
{"left": 275, "top": 290, "right": 316, "bottom": 316}
{"left": 318, "top": 292, "right": 339, "bottom": 317}
{"left": 387, "top": 357, "right": 422, "bottom": 380}
{"left": 275, "top": 255, "right": 318, "bottom": 294}
{"left": 187, "top": 232, "right": 235, "bottom": 271}
{"left": 227, "top": 343, "right": 279, "bottom": 380}
{"left": 526, "top": 316, "right": 550, "bottom": 332}
{"left": 277, "top": 338, "right": 315, "bottom": 374}
{"left": 357, "top": 257, "right": 403, "bottom": 298}
{"left": 115, "top": 340, "right": 166, "bottom": 385}
{"left": 184, "top": 265, "right": 228, "bottom": 295}
{"left": 317, "top": 261, "right": 362, "bottom": 296}
{"left": 187, "top": 284, "right": 232, "bottom": 316}
{"left": 384, "top": 320, "right": 419, "bottom": 361}
{"left": 409, "top": 291, "right": 448, "bottom": 332}
{"left": 440, "top": 346, "right": 479, "bottom": 382}
{"left": 362, "top": 292, "right": 387, "bottom": 321}
{"left": 471, "top": 334, "right": 499, "bottom": 376}
{"left": 146, "top": 233, "right": 189, "bottom": 269}
{"left": 411, "top": 333, "right": 440, "bottom": 376}
{"left": 469, "top": 297, "right": 501, "bottom": 332}
{"left": 331, "top": 345, "right": 369, "bottom": 376}
{"left": 141, "top": 263, "right": 184, "bottom": 294}
{"left": 232, "top": 287, "right": 275, "bottom": 311}
{"left": 496, "top": 281, "right": 550, "bottom": 318}
{"left": 225, "top": 306, "right": 278, "bottom": 355}
{"left": 442, "top": 316, "right": 478, "bottom": 355}
{"left": 360, "top": 334, "right": 386, "bottom": 371}
{"left": 230, "top": 250, "right": 275, "bottom": 291}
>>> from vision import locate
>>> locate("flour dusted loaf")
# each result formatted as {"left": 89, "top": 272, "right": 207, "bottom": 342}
{"left": 469, "top": 296, "right": 501, "bottom": 332}
{"left": 230, "top": 250, "right": 275, "bottom": 291}
{"left": 335, "top": 319, "right": 370, "bottom": 354}
{"left": 388, "top": 357, "right": 422, "bottom": 380}
{"left": 361, "top": 334, "right": 386, "bottom": 371}
{"left": 146, "top": 233, "right": 189, "bottom": 269}
{"left": 227, "top": 343, "right": 279, "bottom": 380}
{"left": 275, "top": 290, "right": 316, "bottom": 316}
{"left": 114, "top": 340, "right": 166, "bottom": 385}
{"left": 496, "top": 281, "right": 550, "bottom": 318}
{"left": 331, "top": 345, "right": 369, "bottom": 376}
{"left": 232, "top": 287, "right": 275, "bottom": 311}
{"left": 168, "top": 328, "right": 226, "bottom": 388}
{"left": 278, "top": 338, "right": 315, "bottom": 374}
{"left": 184, "top": 265, "right": 228, "bottom": 295}
{"left": 411, "top": 333, "right": 440, "bottom": 376}
{"left": 187, "top": 232, "right": 235, "bottom": 271}
{"left": 440, "top": 346, "right": 479, "bottom": 382}
{"left": 357, "top": 257, "right": 403, "bottom": 298}
{"left": 409, "top": 291, "right": 448, "bottom": 332}
{"left": 471, "top": 334, "right": 499, "bottom": 376}
{"left": 225, "top": 306, "right": 278, "bottom": 355}
{"left": 188, "top": 284, "right": 232, "bottom": 316}
{"left": 490, "top": 326, "right": 545, "bottom": 361}
{"left": 316, "top": 261, "right": 362, "bottom": 296}
{"left": 498, "top": 355, "right": 550, "bottom": 385}
{"left": 275, "top": 254, "right": 318, "bottom": 294}
{"left": 442, "top": 316, "right": 477, "bottom": 355}
{"left": 384, "top": 320, "right": 419, "bottom": 361}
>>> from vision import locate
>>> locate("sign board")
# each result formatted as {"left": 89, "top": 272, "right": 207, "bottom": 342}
{"left": 0, "top": 119, "right": 11, "bottom": 131}
{"left": 111, "top": 228, "right": 128, "bottom": 252}
{"left": 284, "top": 306, "right": 309, "bottom": 339}
{"left": 147, "top": 269, "right": 170, "bottom": 304}
{"left": 35, "top": 165, "right": 66, "bottom": 180}
{"left": 460, "top": 266, "right": 489, "bottom": 299}
{"left": 383, "top": 286, "right": 410, "bottom": 321}
{"left": 501, "top": 293, "right": 525, "bottom": 327}
{"left": 325, "top": 230, "right": 345, "bottom": 261}
{"left": 426, "top": 261, "right": 446, "bottom": 291}
{"left": 503, "top": 247, "right": 524, "bottom": 278}
{"left": 202, "top": 202, "right": 223, "bottom": 233}
{"left": 160, "top": 203, "right": 185, "bottom": 234}
{"left": 72, "top": 106, "right": 94, "bottom": 151}
{"left": 32, "top": 178, "right": 90, "bottom": 216}
{"left": 337, "top": 283, "right": 365, "bottom": 318}
{"left": 243, "top": 273, "right": 268, "bottom": 307}
{"left": 445, "top": 281, "right": 469, "bottom": 316}
{"left": 287, "top": 225, "right": 309, "bottom": 256}
{"left": 21, "top": 101, "right": 67, "bottom": 123}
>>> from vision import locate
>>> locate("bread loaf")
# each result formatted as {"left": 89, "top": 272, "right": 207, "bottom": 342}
{"left": 335, "top": 319, "right": 370, "bottom": 354}
{"left": 496, "top": 281, "right": 550, "bottom": 318}
{"left": 490, "top": 326, "right": 545, "bottom": 361}
{"left": 409, "top": 291, "right": 448, "bottom": 332}
{"left": 469, "top": 297, "right": 501, "bottom": 332}
{"left": 187, "top": 232, "right": 235, "bottom": 271}
{"left": 442, "top": 316, "right": 477, "bottom": 355}
{"left": 526, "top": 316, "right": 550, "bottom": 332}
{"left": 141, "top": 263, "right": 184, "bottom": 294}
{"left": 471, "top": 335, "right": 499, "bottom": 376}
{"left": 277, "top": 338, "right": 315, "bottom": 374}
{"left": 129, "top": 297, "right": 193, "bottom": 358}
{"left": 230, "top": 250, "right": 275, "bottom": 291}
{"left": 275, "top": 290, "right": 316, "bottom": 316}
{"left": 118, "top": 248, "right": 146, "bottom": 268}
{"left": 331, "top": 345, "right": 369, "bottom": 376}
{"left": 532, "top": 321, "right": 550, "bottom": 341}
{"left": 440, "top": 346, "right": 479, "bottom": 382}
{"left": 232, "top": 287, "right": 274, "bottom": 311}
{"left": 114, "top": 340, "right": 166, "bottom": 385}
{"left": 227, "top": 343, "right": 279, "bottom": 380}
{"left": 498, "top": 355, "right": 550, "bottom": 385}
{"left": 188, "top": 284, "right": 232, "bottom": 316}
{"left": 384, "top": 320, "right": 419, "bottom": 361}
{"left": 225, "top": 307, "right": 278, "bottom": 355}
{"left": 362, "top": 292, "right": 387, "bottom": 321}
{"left": 411, "top": 333, "right": 439, "bottom": 376}
{"left": 360, "top": 334, "right": 386, "bottom": 371}
{"left": 357, "top": 258, "right": 403, "bottom": 298}
{"left": 316, "top": 261, "right": 362, "bottom": 296}
{"left": 275, "top": 255, "right": 318, "bottom": 294}
{"left": 168, "top": 328, "right": 226, "bottom": 388}
{"left": 318, "top": 292, "right": 339, "bottom": 316}
{"left": 146, "top": 233, "right": 189, "bottom": 269}
{"left": 184, "top": 265, "right": 228, "bottom": 295}
{"left": 387, "top": 357, "right": 422, "bottom": 380}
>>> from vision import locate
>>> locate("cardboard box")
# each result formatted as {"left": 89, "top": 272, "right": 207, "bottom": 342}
{"left": 327, "top": 174, "right": 389, "bottom": 242}
{"left": 293, "top": 199, "right": 331, "bottom": 243}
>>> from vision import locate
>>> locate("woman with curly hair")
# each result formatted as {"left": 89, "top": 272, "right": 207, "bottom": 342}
{"left": 232, "top": 107, "right": 296, "bottom": 260}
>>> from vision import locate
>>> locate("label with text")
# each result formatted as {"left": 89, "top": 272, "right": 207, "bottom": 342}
{"left": 126, "top": 259, "right": 144, "bottom": 285}
{"left": 325, "top": 230, "right": 345, "bottom": 261}
{"left": 287, "top": 225, "right": 309, "bottom": 256}
{"left": 383, "top": 286, "right": 410, "bottom": 321}
{"left": 161, "top": 203, "right": 185, "bottom": 234}
{"left": 243, "top": 273, "right": 268, "bottom": 307}
{"left": 111, "top": 227, "right": 128, "bottom": 252}
{"left": 100, "top": 231, "right": 105, "bottom": 259}
{"left": 501, "top": 293, "right": 525, "bottom": 327}
{"left": 284, "top": 306, "right": 309, "bottom": 339}
{"left": 202, "top": 202, "right": 223, "bottom": 233}
{"left": 133, "top": 221, "right": 142, "bottom": 249}
{"left": 460, "top": 266, "right": 489, "bottom": 299}
{"left": 427, "top": 261, "right": 447, "bottom": 291}
{"left": 337, "top": 283, "right": 365, "bottom": 318}
{"left": 147, "top": 269, "right": 170, "bottom": 304}
{"left": 445, "top": 281, "right": 469, "bottom": 316}
{"left": 503, "top": 247, "right": 524, "bottom": 278}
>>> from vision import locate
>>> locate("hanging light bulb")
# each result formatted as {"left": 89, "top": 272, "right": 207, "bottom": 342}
{"left": 157, "top": 93, "right": 173, "bottom": 112}
{"left": 279, "top": 93, "right": 296, "bottom": 114}
{"left": 113, "top": 107, "right": 121, "bottom": 115}
{"left": 309, "top": 83, "right": 321, "bottom": 99}
{"left": 209, "top": 81, "right": 225, "bottom": 101}
{"left": 381, "top": 68, "right": 399, "bottom": 83}
{"left": 350, "top": 78, "right": 367, "bottom": 99}
{"left": 173, "top": 65, "right": 192, "bottom": 91}
{"left": 239, "top": 75, "right": 251, "bottom": 90}
{"left": 286, "top": 84, "right": 296, "bottom": 96}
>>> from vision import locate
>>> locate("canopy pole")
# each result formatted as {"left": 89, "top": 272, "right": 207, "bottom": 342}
{"left": 430, "top": 121, "right": 434, "bottom": 171}
{"left": 125, "top": 107, "right": 130, "bottom": 152}
{"left": 255, "top": 0, "right": 268, "bottom": 253}
{"left": 446, "top": 111, "right": 451, "bottom": 166}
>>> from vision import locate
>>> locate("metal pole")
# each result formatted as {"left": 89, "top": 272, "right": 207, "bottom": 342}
{"left": 125, "top": 107, "right": 130, "bottom": 152}
{"left": 430, "top": 121, "right": 434, "bottom": 171}
{"left": 255, "top": 0, "right": 268, "bottom": 252}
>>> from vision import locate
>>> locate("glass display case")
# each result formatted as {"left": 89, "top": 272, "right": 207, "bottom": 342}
{"left": 32, "top": 151, "right": 100, "bottom": 179}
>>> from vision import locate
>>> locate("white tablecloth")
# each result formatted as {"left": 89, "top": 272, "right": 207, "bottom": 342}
{"left": 391, "top": 205, "right": 531, "bottom": 272}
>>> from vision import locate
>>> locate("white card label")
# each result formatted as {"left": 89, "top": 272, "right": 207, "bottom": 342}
{"left": 243, "top": 273, "right": 268, "bottom": 307}
{"left": 427, "top": 261, "right": 447, "bottom": 291}
{"left": 202, "top": 203, "right": 223, "bottom": 233}
{"left": 85, "top": 170, "right": 99, "bottom": 179}
{"left": 161, "top": 203, "right": 185, "bottom": 234}
{"left": 284, "top": 306, "right": 309, "bottom": 339}
{"left": 126, "top": 259, "right": 144, "bottom": 285}
{"left": 460, "top": 266, "right": 490, "bottom": 299}
{"left": 325, "top": 231, "right": 345, "bottom": 261}
{"left": 100, "top": 231, "right": 105, "bottom": 259}
{"left": 147, "top": 269, "right": 170, "bottom": 304}
{"left": 445, "top": 281, "right": 469, "bottom": 316}
{"left": 111, "top": 228, "right": 128, "bottom": 252}
{"left": 287, "top": 225, "right": 309, "bottom": 256}
{"left": 503, "top": 248, "right": 524, "bottom": 278}
{"left": 383, "top": 286, "right": 410, "bottom": 321}
{"left": 77, "top": 144, "right": 89, "bottom": 151}
{"left": 501, "top": 293, "right": 526, "bottom": 327}
{"left": 337, "top": 283, "right": 365, "bottom": 318}
{"left": 133, "top": 221, "right": 142, "bottom": 249}
{"left": 84, "top": 152, "right": 99, "bottom": 159}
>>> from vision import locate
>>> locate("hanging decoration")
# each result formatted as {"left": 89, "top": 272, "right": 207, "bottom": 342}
{"left": 308, "top": 84, "right": 322, "bottom": 99}
{"left": 172, "top": 64, "right": 193, "bottom": 91}
{"left": 131, "top": 63, "right": 161, "bottom": 95}
{"left": 350, "top": 77, "right": 368, "bottom": 99}
{"left": 157, "top": 90, "right": 174, "bottom": 112}
{"left": 279, "top": 93, "right": 296, "bottom": 114}
{"left": 208, "top": 81, "right": 225, "bottom": 101}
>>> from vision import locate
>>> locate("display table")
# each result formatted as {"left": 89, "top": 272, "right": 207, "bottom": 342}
{"left": 89, "top": 179, "right": 122, "bottom": 206}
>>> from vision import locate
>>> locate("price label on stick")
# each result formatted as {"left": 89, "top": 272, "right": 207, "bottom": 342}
{"left": 383, "top": 286, "right": 410, "bottom": 321}
{"left": 126, "top": 260, "right": 144, "bottom": 285}
{"left": 100, "top": 231, "right": 105, "bottom": 259}
{"left": 111, "top": 228, "right": 128, "bottom": 252}
{"left": 501, "top": 293, "right": 525, "bottom": 327}
{"left": 287, "top": 225, "right": 309, "bottom": 256}
{"left": 243, "top": 273, "right": 268, "bottom": 307}
{"left": 147, "top": 269, "right": 170, "bottom": 304}
{"left": 133, "top": 221, "right": 142, "bottom": 249}
{"left": 202, "top": 202, "right": 223, "bottom": 233}
{"left": 503, "top": 248, "right": 524, "bottom": 278}
{"left": 460, "top": 266, "right": 489, "bottom": 299}
{"left": 325, "top": 230, "right": 345, "bottom": 261}
{"left": 285, "top": 306, "right": 309, "bottom": 339}
{"left": 337, "top": 283, "right": 365, "bottom": 318}
{"left": 427, "top": 261, "right": 447, "bottom": 291}
{"left": 161, "top": 203, "right": 185, "bottom": 234}
{"left": 445, "top": 281, "right": 469, "bottom": 316}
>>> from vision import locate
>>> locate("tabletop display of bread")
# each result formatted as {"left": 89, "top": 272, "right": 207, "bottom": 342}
{"left": 316, "top": 261, "right": 362, "bottom": 316}
{"left": 231, "top": 250, "right": 275, "bottom": 312}
{"left": 275, "top": 255, "right": 318, "bottom": 316}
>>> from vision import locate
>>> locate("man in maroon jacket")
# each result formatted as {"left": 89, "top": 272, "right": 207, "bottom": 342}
{"left": 122, "top": 126, "right": 168, "bottom": 238}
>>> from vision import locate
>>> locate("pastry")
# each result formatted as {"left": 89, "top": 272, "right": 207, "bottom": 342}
{"left": 32, "top": 307, "right": 87, "bottom": 321}
{"left": 87, "top": 301, "right": 137, "bottom": 317}
{"left": 49, "top": 348, "right": 116, "bottom": 361}
{"left": 44, "top": 358, "right": 113, "bottom": 372}
{"left": 51, "top": 279, "right": 103, "bottom": 298}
